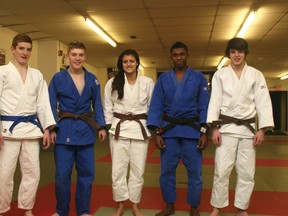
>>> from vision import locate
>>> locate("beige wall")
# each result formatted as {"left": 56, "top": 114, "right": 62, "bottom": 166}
{"left": 0, "top": 28, "right": 38, "bottom": 68}
{"left": 140, "top": 67, "right": 157, "bottom": 83}
{"left": 267, "top": 78, "right": 288, "bottom": 91}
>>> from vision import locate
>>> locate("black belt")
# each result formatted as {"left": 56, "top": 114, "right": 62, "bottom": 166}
{"left": 161, "top": 115, "right": 200, "bottom": 133}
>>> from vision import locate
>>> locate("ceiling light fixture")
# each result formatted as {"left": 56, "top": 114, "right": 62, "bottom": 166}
{"left": 237, "top": 10, "right": 257, "bottom": 37}
{"left": 85, "top": 17, "right": 117, "bottom": 48}
{"left": 217, "top": 10, "right": 257, "bottom": 69}
{"left": 280, "top": 74, "right": 288, "bottom": 80}
{"left": 217, "top": 57, "right": 228, "bottom": 70}
{"left": 138, "top": 64, "right": 144, "bottom": 70}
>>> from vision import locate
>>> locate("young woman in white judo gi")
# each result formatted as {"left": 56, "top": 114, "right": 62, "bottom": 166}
{"left": 207, "top": 38, "right": 274, "bottom": 216}
{"left": 104, "top": 49, "right": 154, "bottom": 216}
{"left": 0, "top": 34, "right": 56, "bottom": 216}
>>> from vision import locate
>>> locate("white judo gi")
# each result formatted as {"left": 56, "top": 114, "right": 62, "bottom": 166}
{"left": 104, "top": 74, "right": 154, "bottom": 203}
{"left": 207, "top": 63, "right": 274, "bottom": 210}
{"left": 0, "top": 62, "right": 55, "bottom": 213}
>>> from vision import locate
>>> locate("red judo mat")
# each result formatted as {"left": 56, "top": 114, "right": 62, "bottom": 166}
{"left": 5, "top": 138, "right": 288, "bottom": 215}
{"left": 4, "top": 183, "right": 288, "bottom": 215}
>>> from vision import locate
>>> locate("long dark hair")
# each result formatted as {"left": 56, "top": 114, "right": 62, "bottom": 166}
{"left": 112, "top": 49, "right": 140, "bottom": 99}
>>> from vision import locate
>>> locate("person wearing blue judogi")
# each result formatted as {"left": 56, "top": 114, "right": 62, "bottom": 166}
{"left": 147, "top": 41, "right": 209, "bottom": 216}
{"left": 49, "top": 41, "right": 107, "bottom": 216}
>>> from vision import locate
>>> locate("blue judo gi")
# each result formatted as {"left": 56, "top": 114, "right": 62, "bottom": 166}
{"left": 49, "top": 67, "right": 105, "bottom": 216}
{"left": 147, "top": 67, "right": 209, "bottom": 207}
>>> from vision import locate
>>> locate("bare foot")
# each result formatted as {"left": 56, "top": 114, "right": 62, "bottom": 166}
{"left": 112, "top": 202, "right": 124, "bottom": 216}
{"left": 155, "top": 203, "right": 175, "bottom": 216}
{"left": 210, "top": 207, "right": 220, "bottom": 216}
{"left": 237, "top": 209, "right": 249, "bottom": 216}
{"left": 24, "top": 210, "right": 34, "bottom": 216}
{"left": 132, "top": 203, "right": 144, "bottom": 216}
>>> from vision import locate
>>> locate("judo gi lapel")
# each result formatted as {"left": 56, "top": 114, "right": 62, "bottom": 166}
{"left": 123, "top": 73, "right": 140, "bottom": 108}
{"left": 11, "top": 63, "right": 32, "bottom": 114}
{"left": 66, "top": 68, "right": 89, "bottom": 112}
{"left": 169, "top": 67, "right": 190, "bottom": 115}
{"left": 224, "top": 64, "right": 248, "bottom": 115}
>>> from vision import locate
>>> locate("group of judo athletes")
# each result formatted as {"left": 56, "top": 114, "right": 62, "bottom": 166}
{"left": 0, "top": 33, "right": 274, "bottom": 216}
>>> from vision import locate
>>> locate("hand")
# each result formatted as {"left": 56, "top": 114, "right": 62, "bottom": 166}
{"left": 253, "top": 128, "right": 264, "bottom": 147}
{"left": 43, "top": 129, "right": 51, "bottom": 150}
{"left": 154, "top": 135, "right": 165, "bottom": 149}
{"left": 212, "top": 128, "right": 222, "bottom": 146}
{"left": 50, "top": 131, "right": 57, "bottom": 145}
{"left": 98, "top": 129, "right": 107, "bottom": 142}
{"left": 0, "top": 134, "right": 4, "bottom": 150}
{"left": 197, "top": 134, "right": 208, "bottom": 149}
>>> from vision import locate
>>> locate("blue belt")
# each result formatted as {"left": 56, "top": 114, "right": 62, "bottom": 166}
{"left": 0, "top": 114, "right": 42, "bottom": 133}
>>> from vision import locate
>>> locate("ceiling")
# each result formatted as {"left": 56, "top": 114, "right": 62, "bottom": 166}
{"left": 0, "top": 0, "right": 287, "bottom": 78}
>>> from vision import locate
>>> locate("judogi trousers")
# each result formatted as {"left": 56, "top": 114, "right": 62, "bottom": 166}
{"left": 0, "top": 139, "right": 40, "bottom": 213}
{"left": 160, "top": 137, "right": 202, "bottom": 207}
{"left": 210, "top": 135, "right": 256, "bottom": 210}
{"left": 54, "top": 144, "right": 95, "bottom": 216}
{"left": 109, "top": 136, "right": 149, "bottom": 203}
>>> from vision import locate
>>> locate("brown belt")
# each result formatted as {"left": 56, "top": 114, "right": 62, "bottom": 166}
{"left": 113, "top": 112, "right": 148, "bottom": 140}
{"left": 58, "top": 111, "right": 100, "bottom": 129}
{"left": 212, "top": 114, "right": 256, "bottom": 134}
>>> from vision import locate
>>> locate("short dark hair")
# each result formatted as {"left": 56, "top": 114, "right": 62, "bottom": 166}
{"left": 67, "top": 41, "right": 86, "bottom": 54}
{"left": 225, "top": 37, "right": 249, "bottom": 57}
{"left": 12, "top": 34, "right": 32, "bottom": 49}
{"left": 170, "top": 41, "right": 188, "bottom": 52}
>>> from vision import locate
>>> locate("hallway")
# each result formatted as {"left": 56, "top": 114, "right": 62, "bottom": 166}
{"left": 6, "top": 136, "right": 288, "bottom": 215}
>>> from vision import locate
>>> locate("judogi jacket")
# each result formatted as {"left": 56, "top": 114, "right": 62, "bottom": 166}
{"left": 104, "top": 74, "right": 154, "bottom": 140}
{"left": 49, "top": 67, "right": 105, "bottom": 145}
{"left": 147, "top": 67, "right": 209, "bottom": 139}
{"left": 207, "top": 63, "right": 274, "bottom": 138}
{"left": 0, "top": 62, "right": 55, "bottom": 139}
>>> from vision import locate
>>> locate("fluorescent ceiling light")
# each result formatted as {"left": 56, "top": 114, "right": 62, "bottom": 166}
{"left": 85, "top": 17, "right": 117, "bottom": 48}
{"left": 138, "top": 64, "right": 144, "bottom": 70}
{"left": 217, "top": 57, "right": 228, "bottom": 70}
{"left": 237, "top": 11, "right": 257, "bottom": 38}
{"left": 280, "top": 74, "right": 288, "bottom": 80}
{"left": 217, "top": 10, "right": 257, "bottom": 69}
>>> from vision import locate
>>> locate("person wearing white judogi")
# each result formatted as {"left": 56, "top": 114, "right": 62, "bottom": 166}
{"left": 0, "top": 34, "right": 55, "bottom": 216}
{"left": 207, "top": 38, "right": 274, "bottom": 216}
{"left": 104, "top": 49, "right": 154, "bottom": 216}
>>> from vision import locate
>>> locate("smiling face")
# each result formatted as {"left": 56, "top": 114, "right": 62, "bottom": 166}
{"left": 229, "top": 49, "right": 246, "bottom": 68}
{"left": 11, "top": 42, "right": 32, "bottom": 66}
{"left": 67, "top": 48, "right": 86, "bottom": 71}
{"left": 122, "top": 54, "right": 138, "bottom": 75}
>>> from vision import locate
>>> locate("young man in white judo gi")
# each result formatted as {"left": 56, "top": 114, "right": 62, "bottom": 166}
{"left": 0, "top": 34, "right": 56, "bottom": 216}
{"left": 207, "top": 38, "right": 274, "bottom": 216}
{"left": 49, "top": 41, "right": 107, "bottom": 216}
{"left": 103, "top": 49, "right": 154, "bottom": 216}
